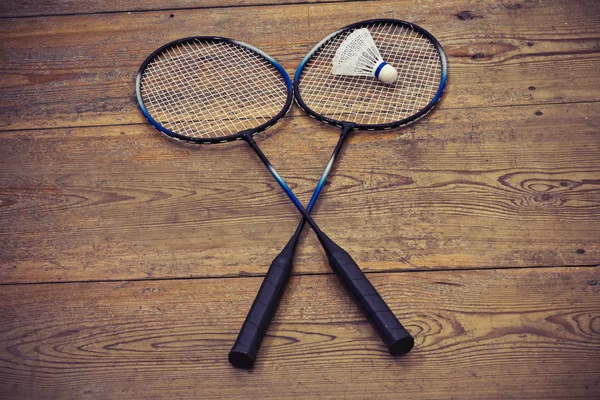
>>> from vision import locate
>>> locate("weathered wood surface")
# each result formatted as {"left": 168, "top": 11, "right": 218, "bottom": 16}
{"left": 0, "top": 0, "right": 599, "bottom": 131}
{"left": 0, "top": 0, "right": 341, "bottom": 18}
{"left": 1, "top": 267, "right": 598, "bottom": 399}
{"left": 1, "top": 102, "right": 599, "bottom": 284}
{"left": 1, "top": 0, "right": 599, "bottom": 398}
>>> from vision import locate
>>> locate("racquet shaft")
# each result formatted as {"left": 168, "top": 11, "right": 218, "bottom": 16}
{"left": 243, "top": 131, "right": 322, "bottom": 234}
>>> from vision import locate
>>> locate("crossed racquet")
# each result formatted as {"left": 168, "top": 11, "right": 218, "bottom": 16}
{"left": 136, "top": 19, "right": 448, "bottom": 369}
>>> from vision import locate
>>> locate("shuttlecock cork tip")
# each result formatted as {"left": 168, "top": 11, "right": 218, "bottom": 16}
{"left": 377, "top": 63, "right": 398, "bottom": 85}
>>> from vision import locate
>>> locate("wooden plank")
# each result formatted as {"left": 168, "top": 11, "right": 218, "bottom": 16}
{"left": 0, "top": 267, "right": 598, "bottom": 399}
{"left": 0, "top": 0, "right": 599, "bottom": 130}
{"left": 0, "top": 0, "right": 342, "bottom": 18}
{"left": 1, "top": 102, "right": 598, "bottom": 284}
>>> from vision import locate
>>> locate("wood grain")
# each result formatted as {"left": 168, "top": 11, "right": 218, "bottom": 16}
{"left": 0, "top": 0, "right": 599, "bottom": 130}
{"left": 1, "top": 1, "right": 599, "bottom": 398}
{"left": 1, "top": 102, "right": 598, "bottom": 284}
{"left": 0, "top": 0, "right": 342, "bottom": 18}
{"left": 1, "top": 267, "right": 598, "bottom": 399}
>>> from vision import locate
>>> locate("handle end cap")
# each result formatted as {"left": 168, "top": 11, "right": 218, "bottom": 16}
{"left": 389, "top": 334, "right": 414, "bottom": 356}
{"left": 228, "top": 348, "right": 255, "bottom": 370}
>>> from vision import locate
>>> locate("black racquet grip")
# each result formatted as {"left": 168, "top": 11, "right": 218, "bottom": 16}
{"left": 228, "top": 238, "right": 296, "bottom": 369}
{"left": 317, "top": 232, "right": 414, "bottom": 356}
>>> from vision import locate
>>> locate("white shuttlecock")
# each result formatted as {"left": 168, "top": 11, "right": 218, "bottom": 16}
{"left": 331, "top": 28, "right": 398, "bottom": 85}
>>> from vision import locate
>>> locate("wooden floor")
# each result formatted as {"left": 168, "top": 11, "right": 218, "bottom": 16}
{"left": 1, "top": 0, "right": 599, "bottom": 398}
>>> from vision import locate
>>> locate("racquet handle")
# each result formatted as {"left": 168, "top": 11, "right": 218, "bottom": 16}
{"left": 228, "top": 235, "right": 297, "bottom": 369}
{"left": 317, "top": 232, "right": 414, "bottom": 356}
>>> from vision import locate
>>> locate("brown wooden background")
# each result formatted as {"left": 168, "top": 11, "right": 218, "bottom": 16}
{"left": 1, "top": 0, "right": 599, "bottom": 398}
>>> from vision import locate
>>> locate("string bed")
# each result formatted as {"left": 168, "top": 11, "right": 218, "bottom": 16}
{"left": 140, "top": 40, "right": 289, "bottom": 140}
{"left": 298, "top": 22, "right": 443, "bottom": 125}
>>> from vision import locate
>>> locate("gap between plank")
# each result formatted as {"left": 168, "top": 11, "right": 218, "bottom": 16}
{"left": 0, "top": 0, "right": 372, "bottom": 20}
{"left": 0, "top": 264, "right": 598, "bottom": 287}
{"left": 0, "top": 99, "right": 598, "bottom": 135}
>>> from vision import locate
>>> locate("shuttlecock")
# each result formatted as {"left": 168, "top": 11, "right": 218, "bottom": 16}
{"left": 331, "top": 28, "right": 398, "bottom": 85}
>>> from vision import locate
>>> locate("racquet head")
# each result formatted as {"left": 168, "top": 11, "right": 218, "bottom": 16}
{"left": 136, "top": 37, "right": 293, "bottom": 144}
{"left": 294, "top": 19, "right": 447, "bottom": 131}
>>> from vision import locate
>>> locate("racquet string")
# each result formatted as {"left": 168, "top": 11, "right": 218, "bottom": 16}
{"left": 298, "top": 22, "right": 443, "bottom": 125}
{"left": 140, "top": 40, "right": 289, "bottom": 139}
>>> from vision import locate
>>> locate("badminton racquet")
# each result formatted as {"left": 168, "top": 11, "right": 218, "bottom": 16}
{"left": 230, "top": 19, "right": 447, "bottom": 368}
{"left": 135, "top": 36, "right": 413, "bottom": 369}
